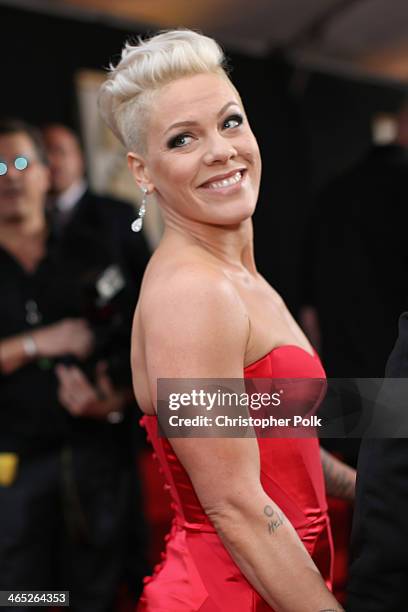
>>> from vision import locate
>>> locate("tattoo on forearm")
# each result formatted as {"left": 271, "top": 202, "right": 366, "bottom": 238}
{"left": 320, "top": 449, "right": 355, "bottom": 502}
{"left": 264, "top": 504, "right": 285, "bottom": 535}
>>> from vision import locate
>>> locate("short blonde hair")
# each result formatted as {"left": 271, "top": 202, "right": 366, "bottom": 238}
{"left": 98, "top": 29, "right": 228, "bottom": 154}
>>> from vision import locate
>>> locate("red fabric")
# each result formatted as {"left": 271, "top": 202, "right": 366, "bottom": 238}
{"left": 138, "top": 449, "right": 173, "bottom": 568}
{"left": 137, "top": 345, "right": 333, "bottom": 611}
{"left": 327, "top": 496, "right": 353, "bottom": 606}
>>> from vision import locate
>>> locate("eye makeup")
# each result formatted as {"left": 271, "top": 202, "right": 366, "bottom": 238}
{"left": 167, "top": 113, "right": 244, "bottom": 150}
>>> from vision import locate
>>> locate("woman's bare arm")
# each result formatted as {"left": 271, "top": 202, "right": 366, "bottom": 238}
{"left": 137, "top": 265, "right": 343, "bottom": 612}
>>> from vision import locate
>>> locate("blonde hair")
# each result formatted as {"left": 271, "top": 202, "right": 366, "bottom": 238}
{"left": 98, "top": 29, "right": 228, "bottom": 154}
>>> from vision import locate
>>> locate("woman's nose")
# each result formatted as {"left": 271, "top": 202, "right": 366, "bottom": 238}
{"left": 203, "top": 134, "right": 237, "bottom": 165}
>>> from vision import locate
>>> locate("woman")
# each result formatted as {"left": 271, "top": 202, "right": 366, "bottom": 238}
{"left": 99, "top": 30, "right": 351, "bottom": 611}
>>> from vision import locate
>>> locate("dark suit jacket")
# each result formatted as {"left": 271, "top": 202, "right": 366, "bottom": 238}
{"left": 303, "top": 145, "right": 408, "bottom": 379}
{"left": 54, "top": 189, "right": 151, "bottom": 384}
{"left": 347, "top": 312, "right": 408, "bottom": 611}
{"left": 58, "top": 188, "right": 151, "bottom": 287}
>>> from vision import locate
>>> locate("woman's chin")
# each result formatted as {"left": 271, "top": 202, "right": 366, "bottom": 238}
{"left": 209, "top": 206, "right": 255, "bottom": 227}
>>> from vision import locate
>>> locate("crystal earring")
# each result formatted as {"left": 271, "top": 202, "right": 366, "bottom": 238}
{"left": 131, "top": 186, "right": 148, "bottom": 232}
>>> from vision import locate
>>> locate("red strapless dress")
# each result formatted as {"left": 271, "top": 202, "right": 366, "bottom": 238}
{"left": 138, "top": 345, "right": 333, "bottom": 611}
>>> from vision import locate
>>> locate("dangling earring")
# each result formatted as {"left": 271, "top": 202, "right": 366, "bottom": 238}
{"left": 131, "top": 186, "right": 148, "bottom": 232}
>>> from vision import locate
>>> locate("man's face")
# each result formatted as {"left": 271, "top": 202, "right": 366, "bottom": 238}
{"left": 0, "top": 132, "right": 49, "bottom": 223}
{"left": 42, "top": 126, "right": 84, "bottom": 194}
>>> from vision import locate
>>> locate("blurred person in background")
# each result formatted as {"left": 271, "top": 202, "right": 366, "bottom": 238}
{"left": 42, "top": 123, "right": 151, "bottom": 279}
{"left": 300, "top": 101, "right": 408, "bottom": 386}
{"left": 0, "top": 119, "right": 92, "bottom": 607}
{"left": 42, "top": 122, "right": 152, "bottom": 609}
{"left": 299, "top": 102, "right": 408, "bottom": 463}
{"left": 0, "top": 119, "right": 149, "bottom": 611}
{"left": 348, "top": 312, "right": 408, "bottom": 611}
{"left": 41, "top": 122, "right": 151, "bottom": 433}
{"left": 298, "top": 101, "right": 408, "bottom": 602}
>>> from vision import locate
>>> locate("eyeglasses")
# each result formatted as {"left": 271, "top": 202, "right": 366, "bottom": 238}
{"left": 0, "top": 156, "right": 29, "bottom": 176}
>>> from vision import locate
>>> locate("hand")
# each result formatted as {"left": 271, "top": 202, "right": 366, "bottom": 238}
{"left": 33, "top": 318, "right": 94, "bottom": 359}
{"left": 55, "top": 360, "right": 127, "bottom": 419}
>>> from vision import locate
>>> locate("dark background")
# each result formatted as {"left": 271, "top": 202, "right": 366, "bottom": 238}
{"left": 0, "top": 4, "right": 405, "bottom": 312}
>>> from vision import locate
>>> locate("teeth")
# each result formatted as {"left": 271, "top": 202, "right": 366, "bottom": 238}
{"left": 207, "top": 171, "right": 242, "bottom": 189}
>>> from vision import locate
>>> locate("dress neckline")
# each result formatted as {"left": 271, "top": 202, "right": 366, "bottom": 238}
{"left": 141, "top": 344, "right": 317, "bottom": 420}
{"left": 244, "top": 344, "right": 316, "bottom": 370}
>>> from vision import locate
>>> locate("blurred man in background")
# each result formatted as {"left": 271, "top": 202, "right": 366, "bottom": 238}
{"left": 42, "top": 122, "right": 152, "bottom": 610}
{"left": 348, "top": 312, "right": 408, "bottom": 610}
{"left": 300, "top": 102, "right": 408, "bottom": 383}
{"left": 298, "top": 102, "right": 408, "bottom": 603}
{"left": 0, "top": 119, "right": 150, "bottom": 611}
{"left": 42, "top": 123, "right": 150, "bottom": 278}
{"left": 0, "top": 119, "right": 93, "bottom": 608}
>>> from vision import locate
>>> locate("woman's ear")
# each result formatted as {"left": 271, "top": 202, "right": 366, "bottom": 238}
{"left": 127, "top": 152, "right": 154, "bottom": 194}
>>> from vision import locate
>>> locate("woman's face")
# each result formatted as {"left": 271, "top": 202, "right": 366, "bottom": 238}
{"left": 130, "top": 72, "right": 261, "bottom": 226}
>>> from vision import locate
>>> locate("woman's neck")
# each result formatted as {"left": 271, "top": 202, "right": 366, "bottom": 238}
{"left": 161, "top": 216, "right": 257, "bottom": 275}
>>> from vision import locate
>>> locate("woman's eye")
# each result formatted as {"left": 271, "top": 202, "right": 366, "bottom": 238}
{"left": 168, "top": 133, "right": 193, "bottom": 149}
{"left": 223, "top": 114, "right": 243, "bottom": 130}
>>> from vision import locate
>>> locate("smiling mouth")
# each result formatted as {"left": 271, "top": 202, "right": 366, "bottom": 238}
{"left": 200, "top": 170, "right": 245, "bottom": 190}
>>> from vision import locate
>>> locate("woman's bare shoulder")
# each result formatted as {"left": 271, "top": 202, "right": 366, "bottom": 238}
{"left": 135, "top": 247, "right": 249, "bottom": 379}
{"left": 140, "top": 248, "right": 244, "bottom": 321}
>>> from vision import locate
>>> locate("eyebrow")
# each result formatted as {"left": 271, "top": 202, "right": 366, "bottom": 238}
{"left": 164, "top": 101, "right": 240, "bottom": 135}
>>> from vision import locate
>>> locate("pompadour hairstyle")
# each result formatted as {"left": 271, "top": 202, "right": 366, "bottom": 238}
{"left": 98, "top": 29, "right": 229, "bottom": 154}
